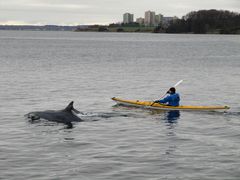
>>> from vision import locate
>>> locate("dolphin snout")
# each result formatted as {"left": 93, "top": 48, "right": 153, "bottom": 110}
{"left": 27, "top": 113, "right": 40, "bottom": 120}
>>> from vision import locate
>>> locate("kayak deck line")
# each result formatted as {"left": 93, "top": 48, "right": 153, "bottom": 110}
{"left": 112, "top": 97, "right": 230, "bottom": 111}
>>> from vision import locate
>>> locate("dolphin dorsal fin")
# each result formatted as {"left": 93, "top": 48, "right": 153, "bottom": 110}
{"left": 64, "top": 101, "right": 74, "bottom": 112}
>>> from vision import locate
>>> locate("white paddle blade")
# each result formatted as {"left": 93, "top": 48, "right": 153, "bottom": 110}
{"left": 174, "top": 80, "right": 183, "bottom": 87}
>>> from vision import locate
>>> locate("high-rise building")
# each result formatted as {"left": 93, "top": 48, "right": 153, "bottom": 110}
{"left": 123, "top": 13, "right": 134, "bottom": 24}
{"left": 136, "top": 17, "right": 144, "bottom": 25}
{"left": 155, "top": 14, "right": 163, "bottom": 25}
{"left": 144, "top": 11, "right": 156, "bottom": 26}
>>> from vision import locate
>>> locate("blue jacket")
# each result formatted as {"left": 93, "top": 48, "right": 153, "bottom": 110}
{"left": 156, "top": 93, "right": 180, "bottom": 106}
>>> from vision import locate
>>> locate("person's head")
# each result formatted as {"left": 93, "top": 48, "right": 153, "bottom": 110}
{"left": 167, "top": 87, "right": 176, "bottom": 94}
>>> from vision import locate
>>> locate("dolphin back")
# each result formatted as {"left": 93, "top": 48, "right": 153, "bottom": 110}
{"left": 26, "top": 101, "right": 82, "bottom": 128}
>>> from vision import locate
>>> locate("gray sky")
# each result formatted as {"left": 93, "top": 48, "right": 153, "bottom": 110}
{"left": 0, "top": 0, "right": 239, "bottom": 25}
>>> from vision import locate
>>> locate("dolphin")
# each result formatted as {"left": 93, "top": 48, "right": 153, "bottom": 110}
{"left": 26, "top": 101, "right": 82, "bottom": 128}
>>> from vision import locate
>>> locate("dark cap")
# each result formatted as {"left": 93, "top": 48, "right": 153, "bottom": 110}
{"left": 167, "top": 87, "right": 176, "bottom": 94}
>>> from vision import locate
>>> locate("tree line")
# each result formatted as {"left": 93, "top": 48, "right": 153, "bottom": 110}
{"left": 166, "top": 9, "right": 240, "bottom": 34}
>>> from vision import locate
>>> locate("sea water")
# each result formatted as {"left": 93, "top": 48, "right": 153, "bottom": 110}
{"left": 0, "top": 31, "right": 240, "bottom": 180}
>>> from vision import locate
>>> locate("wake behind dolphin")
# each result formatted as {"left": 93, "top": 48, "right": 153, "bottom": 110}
{"left": 26, "top": 101, "right": 82, "bottom": 128}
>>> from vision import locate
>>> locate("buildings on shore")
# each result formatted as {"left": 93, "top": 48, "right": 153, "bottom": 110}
{"left": 123, "top": 13, "right": 134, "bottom": 24}
{"left": 123, "top": 11, "right": 177, "bottom": 27}
{"left": 144, "top": 11, "right": 156, "bottom": 26}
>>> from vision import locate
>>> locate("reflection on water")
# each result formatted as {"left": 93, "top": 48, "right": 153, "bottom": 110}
{"left": 165, "top": 110, "right": 180, "bottom": 123}
{"left": 147, "top": 109, "right": 181, "bottom": 124}
{"left": 148, "top": 109, "right": 181, "bottom": 129}
{"left": 164, "top": 111, "right": 180, "bottom": 156}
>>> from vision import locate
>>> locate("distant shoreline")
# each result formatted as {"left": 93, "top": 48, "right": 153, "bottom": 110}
{"left": 0, "top": 25, "right": 239, "bottom": 35}
{"left": 1, "top": 24, "right": 240, "bottom": 35}
{"left": 0, "top": 25, "right": 78, "bottom": 32}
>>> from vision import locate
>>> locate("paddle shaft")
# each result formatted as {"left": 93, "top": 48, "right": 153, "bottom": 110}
{"left": 151, "top": 80, "right": 183, "bottom": 106}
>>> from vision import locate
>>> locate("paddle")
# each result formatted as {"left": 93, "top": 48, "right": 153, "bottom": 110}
{"left": 151, "top": 80, "right": 183, "bottom": 106}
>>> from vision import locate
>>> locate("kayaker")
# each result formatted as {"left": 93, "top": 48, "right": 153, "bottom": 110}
{"left": 154, "top": 87, "right": 180, "bottom": 106}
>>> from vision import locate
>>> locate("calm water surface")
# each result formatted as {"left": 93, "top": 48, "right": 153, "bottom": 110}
{"left": 0, "top": 31, "right": 240, "bottom": 180}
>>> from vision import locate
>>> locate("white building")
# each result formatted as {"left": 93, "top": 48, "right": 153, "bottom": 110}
{"left": 155, "top": 14, "right": 163, "bottom": 25}
{"left": 144, "top": 11, "right": 156, "bottom": 26}
{"left": 136, "top": 17, "right": 144, "bottom": 25}
{"left": 123, "top": 13, "right": 134, "bottom": 24}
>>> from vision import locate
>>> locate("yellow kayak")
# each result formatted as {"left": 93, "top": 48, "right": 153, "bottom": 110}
{"left": 112, "top": 97, "right": 230, "bottom": 111}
